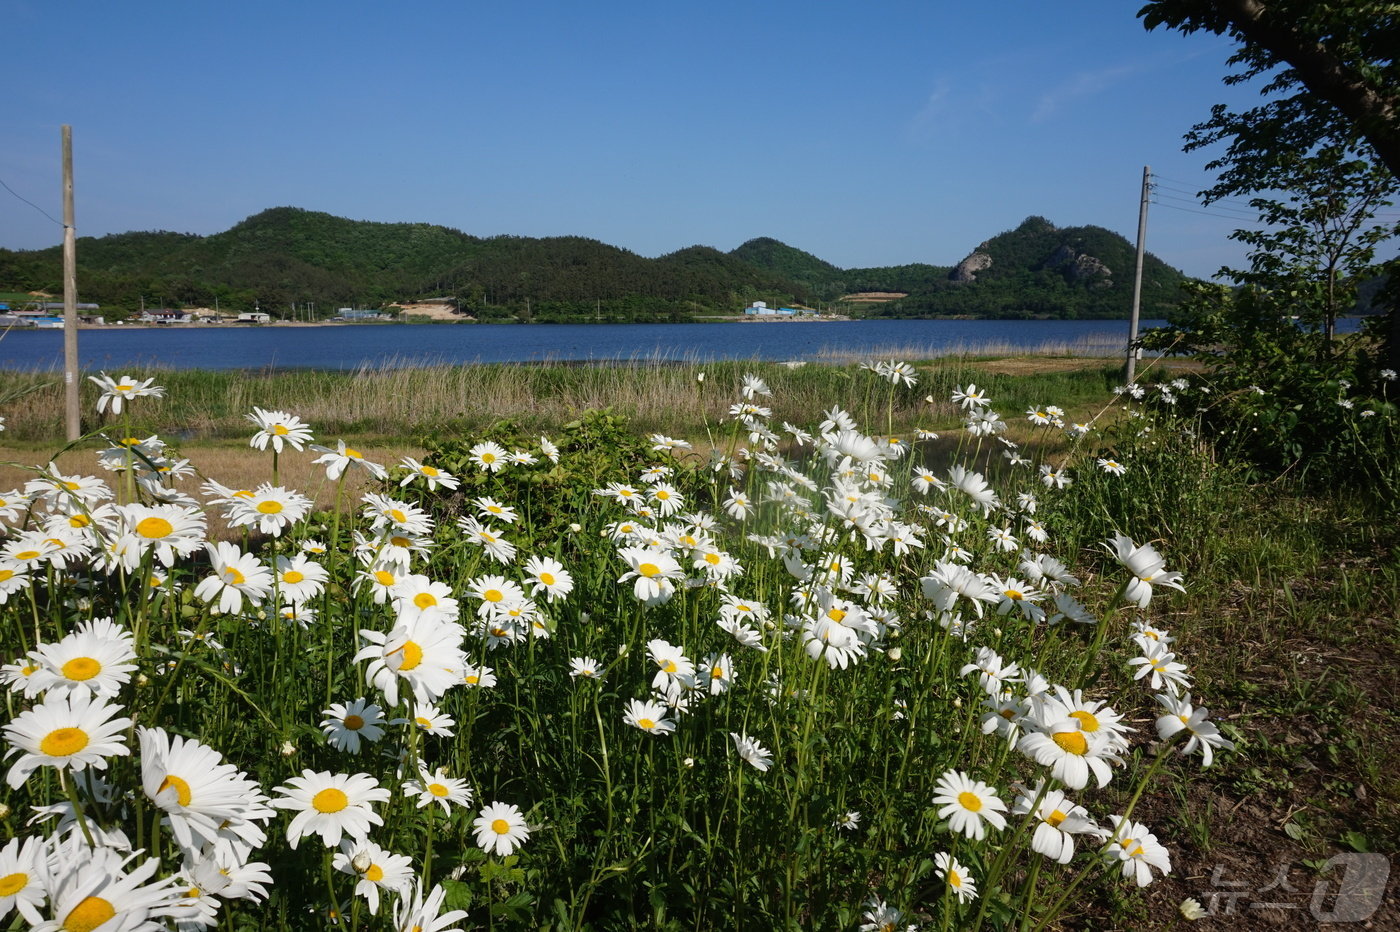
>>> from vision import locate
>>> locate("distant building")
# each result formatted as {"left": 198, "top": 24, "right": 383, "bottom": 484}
{"left": 337, "top": 308, "right": 387, "bottom": 320}
{"left": 743, "top": 301, "right": 776, "bottom": 316}
{"left": 237, "top": 312, "right": 272, "bottom": 324}
{"left": 142, "top": 308, "right": 187, "bottom": 323}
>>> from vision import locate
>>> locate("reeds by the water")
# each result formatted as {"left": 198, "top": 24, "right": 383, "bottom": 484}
{"left": 0, "top": 356, "right": 1126, "bottom": 444}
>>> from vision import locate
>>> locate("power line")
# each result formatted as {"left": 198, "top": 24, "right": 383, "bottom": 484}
{"left": 1151, "top": 190, "right": 1261, "bottom": 218}
{"left": 1151, "top": 180, "right": 1262, "bottom": 210}
{"left": 1149, "top": 198, "right": 1266, "bottom": 224}
{"left": 0, "top": 174, "right": 64, "bottom": 227}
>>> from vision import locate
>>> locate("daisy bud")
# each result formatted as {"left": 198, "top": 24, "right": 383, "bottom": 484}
{"left": 1179, "top": 898, "right": 1206, "bottom": 921}
{"left": 136, "top": 674, "right": 150, "bottom": 687}
{"left": 280, "top": 740, "right": 297, "bottom": 757}
{"left": 351, "top": 852, "right": 373, "bottom": 873}
{"left": 925, "top": 395, "right": 935, "bottom": 404}
{"left": 569, "top": 523, "right": 582, "bottom": 533}
{"left": 696, "top": 372, "right": 706, "bottom": 383}
{"left": 0, "top": 803, "right": 9, "bottom": 819}
{"left": 683, "top": 757, "right": 695, "bottom": 768}
{"left": 953, "top": 697, "right": 962, "bottom": 709}
{"left": 887, "top": 647, "right": 902, "bottom": 662}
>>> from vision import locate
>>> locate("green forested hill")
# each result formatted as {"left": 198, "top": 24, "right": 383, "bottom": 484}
{"left": 0, "top": 208, "right": 1185, "bottom": 320}
{"left": 869, "top": 216, "right": 1186, "bottom": 319}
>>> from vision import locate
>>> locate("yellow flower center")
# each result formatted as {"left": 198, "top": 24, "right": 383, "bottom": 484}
{"left": 312, "top": 788, "right": 348, "bottom": 813}
{"left": 704, "top": 553, "right": 721, "bottom": 565}
{"left": 257, "top": 500, "right": 284, "bottom": 514}
{"left": 393, "top": 641, "right": 424, "bottom": 671}
{"left": 61, "top": 657, "right": 101, "bottom": 681}
{"left": 233, "top": 490, "right": 254, "bottom": 499}
{"left": 413, "top": 592, "right": 438, "bottom": 609}
{"left": 637, "top": 718, "right": 655, "bottom": 730}
{"left": 69, "top": 514, "right": 92, "bottom": 528}
{"left": 273, "top": 424, "right": 289, "bottom": 435}
{"left": 711, "top": 666, "right": 724, "bottom": 679}
{"left": 416, "top": 716, "right": 432, "bottom": 727}
{"left": 429, "top": 783, "right": 450, "bottom": 797}
{"left": 223, "top": 566, "right": 246, "bottom": 586}
{"left": 391, "top": 536, "right": 410, "bottom": 547}
{"left": 480, "top": 453, "right": 496, "bottom": 464}
{"left": 491, "top": 818, "right": 510, "bottom": 834}
{"left": 0, "top": 872, "right": 29, "bottom": 897}
{"left": 389, "top": 509, "right": 407, "bottom": 523}
{"left": 62, "top": 895, "right": 116, "bottom": 932}
{"left": 637, "top": 562, "right": 660, "bottom": 578}
{"left": 483, "top": 588, "right": 503, "bottom": 602}
{"left": 957, "top": 791, "right": 983, "bottom": 812}
{"left": 343, "top": 714, "right": 365, "bottom": 730}
{"left": 656, "top": 490, "right": 670, "bottom": 500}
{"left": 539, "top": 572, "right": 555, "bottom": 585}
{"left": 660, "top": 659, "right": 678, "bottom": 674}
{"left": 14, "top": 550, "right": 39, "bottom": 561}
{"left": 282, "top": 570, "right": 305, "bottom": 584}
{"left": 465, "top": 674, "right": 479, "bottom": 684}
{"left": 421, "top": 465, "right": 439, "bottom": 477}
{"left": 159, "top": 774, "right": 193, "bottom": 807}
{"left": 1069, "top": 710, "right": 1101, "bottom": 732}
{"left": 1046, "top": 809, "right": 1068, "bottom": 828}
{"left": 1052, "top": 731, "right": 1089, "bottom": 755}
{"left": 827, "top": 608, "right": 847, "bottom": 623}
{"left": 40, "top": 726, "right": 89, "bottom": 757}
{"left": 366, "top": 864, "right": 384, "bottom": 882}
{"left": 949, "top": 870, "right": 963, "bottom": 889}
{"left": 345, "top": 448, "right": 363, "bottom": 460}
{"left": 374, "top": 570, "right": 395, "bottom": 586}
{"left": 1004, "top": 589, "right": 1023, "bottom": 601}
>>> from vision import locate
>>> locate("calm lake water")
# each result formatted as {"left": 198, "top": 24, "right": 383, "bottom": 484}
{"left": 3, "top": 318, "right": 1180, "bottom": 371}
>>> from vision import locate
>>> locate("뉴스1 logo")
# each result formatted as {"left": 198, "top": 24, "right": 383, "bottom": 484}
{"left": 1199, "top": 854, "right": 1390, "bottom": 922}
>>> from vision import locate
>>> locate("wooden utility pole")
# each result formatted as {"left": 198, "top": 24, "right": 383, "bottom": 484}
{"left": 1126, "top": 165, "right": 1150, "bottom": 385}
{"left": 62, "top": 125, "right": 80, "bottom": 440}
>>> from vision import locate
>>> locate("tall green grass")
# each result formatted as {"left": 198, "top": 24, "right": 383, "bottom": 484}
{"left": 0, "top": 359, "right": 1122, "bottom": 444}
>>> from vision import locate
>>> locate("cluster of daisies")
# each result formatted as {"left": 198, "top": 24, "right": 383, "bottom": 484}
{"left": 0, "top": 365, "right": 1237, "bottom": 929}
{"left": 0, "top": 391, "right": 570, "bottom": 931}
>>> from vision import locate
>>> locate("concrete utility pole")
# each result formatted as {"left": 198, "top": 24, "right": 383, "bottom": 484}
{"left": 62, "top": 125, "right": 80, "bottom": 441}
{"left": 1126, "top": 165, "right": 1150, "bottom": 385}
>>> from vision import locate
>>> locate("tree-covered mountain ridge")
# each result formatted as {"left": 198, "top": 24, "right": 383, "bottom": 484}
{"left": 0, "top": 207, "right": 1186, "bottom": 320}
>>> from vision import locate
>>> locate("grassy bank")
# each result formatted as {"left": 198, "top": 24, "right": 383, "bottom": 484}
{"left": 0, "top": 356, "right": 1138, "bottom": 445}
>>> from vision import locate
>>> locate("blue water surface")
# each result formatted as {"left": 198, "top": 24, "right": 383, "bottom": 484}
{"left": 1, "top": 318, "right": 1205, "bottom": 371}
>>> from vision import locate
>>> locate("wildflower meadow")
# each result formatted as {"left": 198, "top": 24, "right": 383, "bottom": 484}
{"left": 1, "top": 358, "right": 1385, "bottom": 931}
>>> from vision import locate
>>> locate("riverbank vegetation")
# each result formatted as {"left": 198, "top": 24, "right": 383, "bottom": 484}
{"left": 0, "top": 357, "right": 1133, "bottom": 446}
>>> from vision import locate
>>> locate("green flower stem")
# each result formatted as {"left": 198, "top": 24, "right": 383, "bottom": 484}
{"left": 971, "top": 778, "right": 1053, "bottom": 931}
{"left": 60, "top": 770, "right": 96, "bottom": 848}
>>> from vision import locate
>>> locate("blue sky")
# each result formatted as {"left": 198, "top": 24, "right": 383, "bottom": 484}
{"left": 3, "top": 0, "right": 1274, "bottom": 278}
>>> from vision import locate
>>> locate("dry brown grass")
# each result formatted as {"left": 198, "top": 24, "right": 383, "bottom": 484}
{"left": 0, "top": 441, "right": 424, "bottom": 537}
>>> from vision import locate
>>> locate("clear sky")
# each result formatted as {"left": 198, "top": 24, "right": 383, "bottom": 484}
{"left": 3, "top": 0, "right": 1276, "bottom": 278}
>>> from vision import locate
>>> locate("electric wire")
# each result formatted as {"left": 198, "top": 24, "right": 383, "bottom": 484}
{"left": 0, "top": 174, "right": 64, "bottom": 227}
